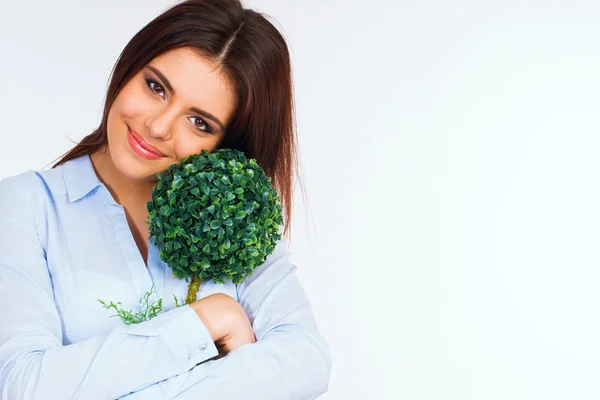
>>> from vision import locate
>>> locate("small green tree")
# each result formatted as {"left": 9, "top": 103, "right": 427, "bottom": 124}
{"left": 146, "top": 149, "right": 283, "bottom": 304}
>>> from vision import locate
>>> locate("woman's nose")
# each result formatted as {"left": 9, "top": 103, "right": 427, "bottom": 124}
{"left": 145, "top": 111, "right": 175, "bottom": 140}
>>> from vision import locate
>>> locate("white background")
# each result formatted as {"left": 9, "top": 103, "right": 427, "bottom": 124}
{"left": 2, "top": 0, "right": 600, "bottom": 399}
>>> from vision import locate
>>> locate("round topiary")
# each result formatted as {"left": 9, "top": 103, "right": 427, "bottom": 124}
{"left": 146, "top": 149, "right": 283, "bottom": 304}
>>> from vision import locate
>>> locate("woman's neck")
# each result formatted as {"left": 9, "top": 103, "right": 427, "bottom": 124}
{"left": 89, "top": 147, "right": 155, "bottom": 208}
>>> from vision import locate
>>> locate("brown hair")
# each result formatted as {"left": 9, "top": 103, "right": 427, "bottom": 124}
{"left": 51, "top": 0, "right": 300, "bottom": 237}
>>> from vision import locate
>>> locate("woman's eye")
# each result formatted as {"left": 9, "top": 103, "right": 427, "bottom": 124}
{"left": 146, "top": 79, "right": 165, "bottom": 98}
{"left": 188, "top": 116, "right": 212, "bottom": 133}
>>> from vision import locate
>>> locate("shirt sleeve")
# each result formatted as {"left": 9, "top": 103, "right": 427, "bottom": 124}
{"left": 0, "top": 176, "right": 219, "bottom": 400}
{"left": 120, "top": 238, "right": 332, "bottom": 400}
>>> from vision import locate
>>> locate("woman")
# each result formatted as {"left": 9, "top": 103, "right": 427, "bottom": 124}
{"left": 0, "top": 0, "right": 331, "bottom": 398}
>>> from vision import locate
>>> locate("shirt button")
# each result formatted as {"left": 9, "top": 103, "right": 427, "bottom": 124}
{"left": 186, "top": 352, "right": 191, "bottom": 360}
{"left": 201, "top": 344, "right": 207, "bottom": 350}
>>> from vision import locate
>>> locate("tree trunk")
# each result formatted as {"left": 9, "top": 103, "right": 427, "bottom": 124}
{"left": 185, "top": 275, "right": 202, "bottom": 304}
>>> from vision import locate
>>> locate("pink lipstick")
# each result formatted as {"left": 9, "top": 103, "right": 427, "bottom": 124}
{"left": 127, "top": 126, "right": 163, "bottom": 160}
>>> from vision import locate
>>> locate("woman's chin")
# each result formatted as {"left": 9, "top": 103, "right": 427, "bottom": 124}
{"left": 113, "top": 152, "right": 162, "bottom": 182}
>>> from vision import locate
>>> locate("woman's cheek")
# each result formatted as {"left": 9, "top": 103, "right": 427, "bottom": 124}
{"left": 119, "top": 86, "right": 152, "bottom": 119}
{"left": 174, "top": 133, "right": 218, "bottom": 161}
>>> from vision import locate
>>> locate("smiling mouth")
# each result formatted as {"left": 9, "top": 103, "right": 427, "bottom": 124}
{"left": 129, "top": 127, "right": 164, "bottom": 155}
{"left": 127, "top": 126, "right": 165, "bottom": 159}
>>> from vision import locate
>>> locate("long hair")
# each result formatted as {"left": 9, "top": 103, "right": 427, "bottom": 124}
{"left": 51, "top": 0, "right": 299, "bottom": 237}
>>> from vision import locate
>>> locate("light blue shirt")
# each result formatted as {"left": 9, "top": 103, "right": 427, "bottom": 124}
{"left": 0, "top": 154, "right": 331, "bottom": 399}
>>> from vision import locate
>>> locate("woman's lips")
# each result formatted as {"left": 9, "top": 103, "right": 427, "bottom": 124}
{"left": 127, "top": 127, "right": 164, "bottom": 160}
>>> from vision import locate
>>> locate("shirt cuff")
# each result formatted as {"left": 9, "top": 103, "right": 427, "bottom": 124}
{"left": 154, "top": 305, "right": 219, "bottom": 368}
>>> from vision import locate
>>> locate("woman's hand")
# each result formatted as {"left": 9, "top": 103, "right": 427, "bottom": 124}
{"left": 190, "top": 293, "right": 256, "bottom": 356}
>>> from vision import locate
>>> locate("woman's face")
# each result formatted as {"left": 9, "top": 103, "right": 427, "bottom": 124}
{"left": 105, "top": 47, "right": 235, "bottom": 182}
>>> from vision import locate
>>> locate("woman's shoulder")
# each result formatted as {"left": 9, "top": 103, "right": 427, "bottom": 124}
{"left": 0, "top": 157, "right": 78, "bottom": 205}
{"left": 0, "top": 169, "right": 46, "bottom": 199}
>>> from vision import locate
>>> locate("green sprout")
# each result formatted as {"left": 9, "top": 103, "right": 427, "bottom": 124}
{"left": 98, "top": 286, "right": 184, "bottom": 325}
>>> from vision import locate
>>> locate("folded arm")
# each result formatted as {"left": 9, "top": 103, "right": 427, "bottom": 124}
{"left": 123, "top": 240, "right": 332, "bottom": 400}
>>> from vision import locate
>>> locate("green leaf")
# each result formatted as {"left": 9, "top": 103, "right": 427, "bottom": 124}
{"left": 184, "top": 163, "right": 198, "bottom": 174}
{"left": 235, "top": 211, "right": 246, "bottom": 219}
{"left": 160, "top": 206, "right": 174, "bottom": 217}
{"left": 172, "top": 175, "right": 184, "bottom": 190}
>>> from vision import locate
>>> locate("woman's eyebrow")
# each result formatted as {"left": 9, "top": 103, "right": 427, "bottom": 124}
{"left": 145, "top": 65, "right": 225, "bottom": 131}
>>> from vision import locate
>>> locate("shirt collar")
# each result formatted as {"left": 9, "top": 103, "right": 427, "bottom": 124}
{"left": 62, "top": 154, "right": 104, "bottom": 202}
